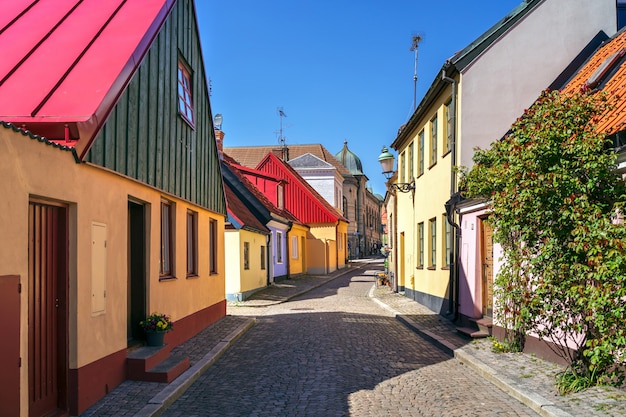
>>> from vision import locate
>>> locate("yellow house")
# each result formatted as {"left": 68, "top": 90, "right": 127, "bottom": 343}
{"left": 0, "top": 1, "right": 228, "bottom": 415}
{"left": 387, "top": 0, "right": 616, "bottom": 319}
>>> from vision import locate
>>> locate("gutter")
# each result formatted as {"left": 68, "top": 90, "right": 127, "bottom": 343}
{"left": 442, "top": 68, "right": 460, "bottom": 320}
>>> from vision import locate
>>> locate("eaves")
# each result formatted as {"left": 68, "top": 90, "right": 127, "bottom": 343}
{"left": 391, "top": 62, "right": 454, "bottom": 151}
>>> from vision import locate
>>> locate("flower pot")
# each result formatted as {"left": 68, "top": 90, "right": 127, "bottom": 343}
{"left": 146, "top": 331, "right": 166, "bottom": 347}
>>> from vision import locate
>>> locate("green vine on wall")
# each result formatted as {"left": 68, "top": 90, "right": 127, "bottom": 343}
{"left": 462, "top": 90, "right": 626, "bottom": 392}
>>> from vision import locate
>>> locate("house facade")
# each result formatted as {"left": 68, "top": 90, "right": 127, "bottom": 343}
{"left": 387, "top": 0, "right": 616, "bottom": 323}
{"left": 0, "top": 1, "right": 227, "bottom": 415}
{"left": 221, "top": 152, "right": 305, "bottom": 299}
{"left": 470, "top": 27, "right": 626, "bottom": 362}
{"left": 243, "top": 152, "right": 349, "bottom": 274}
{"left": 227, "top": 143, "right": 381, "bottom": 260}
{"left": 223, "top": 182, "right": 271, "bottom": 301}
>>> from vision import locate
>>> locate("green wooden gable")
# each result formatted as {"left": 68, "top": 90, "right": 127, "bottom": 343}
{"left": 85, "top": 0, "right": 225, "bottom": 215}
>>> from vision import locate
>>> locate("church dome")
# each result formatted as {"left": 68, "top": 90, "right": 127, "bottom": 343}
{"left": 335, "top": 141, "right": 364, "bottom": 175}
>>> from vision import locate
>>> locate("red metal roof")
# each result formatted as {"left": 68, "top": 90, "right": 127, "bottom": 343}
{"left": 256, "top": 153, "right": 348, "bottom": 225}
{"left": 0, "top": 0, "right": 175, "bottom": 158}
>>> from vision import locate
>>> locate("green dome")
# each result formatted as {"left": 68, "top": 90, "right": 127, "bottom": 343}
{"left": 335, "top": 141, "right": 363, "bottom": 175}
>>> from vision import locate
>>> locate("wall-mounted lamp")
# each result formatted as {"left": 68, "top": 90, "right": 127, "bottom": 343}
{"left": 378, "top": 146, "right": 415, "bottom": 193}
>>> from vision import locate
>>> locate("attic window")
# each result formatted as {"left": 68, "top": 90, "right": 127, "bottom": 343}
{"left": 585, "top": 48, "right": 626, "bottom": 89}
{"left": 178, "top": 60, "right": 195, "bottom": 126}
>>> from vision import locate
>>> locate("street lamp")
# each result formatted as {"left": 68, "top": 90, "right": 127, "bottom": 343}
{"left": 378, "top": 146, "right": 415, "bottom": 193}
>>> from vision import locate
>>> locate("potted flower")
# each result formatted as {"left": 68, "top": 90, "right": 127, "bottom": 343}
{"left": 140, "top": 312, "right": 173, "bottom": 347}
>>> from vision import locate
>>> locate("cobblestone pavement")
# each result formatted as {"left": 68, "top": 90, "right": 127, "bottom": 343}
{"left": 161, "top": 263, "right": 540, "bottom": 417}
{"left": 80, "top": 259, "right": 626, "bottom": 417}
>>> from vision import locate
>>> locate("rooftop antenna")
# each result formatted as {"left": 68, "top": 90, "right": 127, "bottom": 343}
{"left": 410, "top": 34, "right": 423, "bottom": 111}
{"left": 277, "top": 107, "right": 289, "bottom": 160}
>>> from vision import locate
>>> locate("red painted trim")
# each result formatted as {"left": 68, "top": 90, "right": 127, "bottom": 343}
{"left": 67, "top": 299, "right": 226, "bottom": 415}
{"left": 166, "top": 299, "right": 226, "bottom": 346}
{"left": 68, "top": 348, "right": 127, "bottom": 416}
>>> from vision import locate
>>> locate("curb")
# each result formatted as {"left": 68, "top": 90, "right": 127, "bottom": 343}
{"left": 454, "top": 349, "right": 573, "bottom": 417}
{"left": 133, "top": 317, "right": 256, "bottom": 417}
{"left": 368, "top": 285, "right": 572, "bottom": 417}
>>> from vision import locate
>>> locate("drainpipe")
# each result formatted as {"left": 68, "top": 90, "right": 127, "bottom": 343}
{"left": 286, "top": 221, "right": 293, "bottom": 279}
{"left": 442, "top": 68, "right": 460, "bottom": 320}
{"left": 266, "top": 233, "right": 271, "bottom": 286}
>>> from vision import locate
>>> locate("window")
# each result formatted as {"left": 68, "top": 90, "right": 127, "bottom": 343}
{"left": 277, "top": 184, "right": 284, "bottom": 209}
{"left": 177, "top": 60, "right": 195, "bottom": 126}
{"left": 430, "top": 115, "right": 438, "bottom": 166}
{"left": 417, "top": 222, "right": 424, "bottom": 268}
{"left": 444, "top": 100, "right": 452, "bottom": 154}
{"left": 292, "top": 236, "right": 299, "bottom": 259}
{"left": 343, "top": 196, "right": 348, "bottom": 217}
{"left": 160, "top": 200, "right": 174, "bottom": 277}
{"left": 209, "top": 218, "right": 218, "bottom": 274}
{"left": 187, "top": 210, "right": 198, "bottom": 276}
{"left": 429, "top": 217, "right": 437, "bottom": 268}
{"left": 276, "top": 231, "right": 283, "bottom": 263}
{"left": 260, "top": 246, "right": 266, "bottom": 270}
{"left": 443, "top": 214, "right": 452, "bottom": 267}
{"left": 399, "top": 151, "right": 406, "bottom": 183}
{"left": 418, "top": 129, "right": 425, "bottom": 176}
{"left": 243, "top": 242, "right": 250, "bottom": 270}
{"left": 408, "top": 142, "right": 414, "bottom": 181}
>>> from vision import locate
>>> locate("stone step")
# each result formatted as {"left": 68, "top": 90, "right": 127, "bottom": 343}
{"left": 141, "top": 355, "right": 190, "bottom": 383}
{"left": 473, "top": 317, "right": 493, "bottom": 335}
{"left": 127, "top": 342, "right": 189, "bottom": 382}
{"left": 456, "top": 326, "right": 491, "bottom": 338}
{"left": 127, "top": 344, "right": 173, "bottom": 376}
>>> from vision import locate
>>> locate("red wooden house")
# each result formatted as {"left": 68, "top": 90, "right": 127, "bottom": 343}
{"left": 236, "top": 152, "right": 349, "bottom": 274}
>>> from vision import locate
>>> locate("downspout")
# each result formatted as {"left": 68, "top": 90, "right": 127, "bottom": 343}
{"left": 266, "top": 233, "right": 271, "bottom": 286}
{"left": 442, "top": 68, "right": 460, "bottom": 320}
{"left": 286, "top": 221, "right": 293, "bottom": 279}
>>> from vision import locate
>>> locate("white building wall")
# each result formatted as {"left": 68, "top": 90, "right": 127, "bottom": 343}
{"left": 459, "top": 0, "right": 616, "bottom": 167}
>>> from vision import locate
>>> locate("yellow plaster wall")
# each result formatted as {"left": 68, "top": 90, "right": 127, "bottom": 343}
{"left": 336, "top": 221, "right": 348, "bottom": 269}
{"left": 0, "top": 128, "right": 226, "bottom": 412}
{"left": 395, "top": 87, "right": 454, "bottom": 300}
{"left": 288, "top": 224, "right": 308, "bottom": 275}
{"left": 238, "top": 230, "right": 268, "bottom": 294}
{"left": 224, "top": 230, "right": 242, "bottom": 293}
{"left": 306, "top": 224, "right": 337, "bottom": 274}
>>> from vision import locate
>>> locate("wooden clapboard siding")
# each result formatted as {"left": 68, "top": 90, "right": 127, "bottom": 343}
{"left": 85, "top": 0, "right": 225, "bottom": 215}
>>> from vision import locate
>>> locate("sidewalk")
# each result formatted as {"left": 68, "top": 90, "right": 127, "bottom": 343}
{"left": 82, "top": 260, "right": 626, "bottom": 417}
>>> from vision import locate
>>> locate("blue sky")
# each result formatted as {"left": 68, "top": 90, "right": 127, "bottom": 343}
{"left": 196, "top": 1, "right": 522, "bottom": 195}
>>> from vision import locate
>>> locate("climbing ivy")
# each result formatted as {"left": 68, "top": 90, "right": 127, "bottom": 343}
{"left": 462, "top": 90, "right": 626, "bottom": 391}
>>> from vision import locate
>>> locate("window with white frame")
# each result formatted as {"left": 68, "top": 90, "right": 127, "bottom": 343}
{"left": 177, "top": 60, "right": 194, "bottom": 126}
{"left": 276, "top": 231, "right": 283, "bottom": 263}
{"left": 291, "top": 236, "right": 298, "bottom": 259}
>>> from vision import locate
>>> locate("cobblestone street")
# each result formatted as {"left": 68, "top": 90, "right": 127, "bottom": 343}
{"left": 162, "top": 266, "right": 539, "bottom": 417}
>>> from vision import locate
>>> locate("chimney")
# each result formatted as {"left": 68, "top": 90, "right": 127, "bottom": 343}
{"left": 214, "top": 129, "right": 224, "bottom": 160}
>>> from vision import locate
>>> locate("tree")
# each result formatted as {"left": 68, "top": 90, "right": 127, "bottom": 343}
{"left": 463, "top": 89, "right": 626, "bottom": 392}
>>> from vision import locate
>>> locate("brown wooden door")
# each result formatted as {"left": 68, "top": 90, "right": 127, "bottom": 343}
{"left": 28, "top": 202, "right": 68, "bottom": 417}
{"left": 0, "top": 275, "right": 21, "bottom": 416}
{"left": 480, "top": 217, "right": 494, "bottom": 317}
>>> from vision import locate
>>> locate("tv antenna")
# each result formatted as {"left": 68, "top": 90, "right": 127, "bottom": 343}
{"left": 277, "top": 107, "right": 289, "bottom": 160}
{"left": 410, "top": 34, "right": 423, "bottom": 111}
{"left": 277, "top": 107, "right": 288, "bottom": 146}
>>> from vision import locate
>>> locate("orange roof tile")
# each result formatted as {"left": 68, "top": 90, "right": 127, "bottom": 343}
{"left": 225, "top": 144, "right": 351, "bottom": 177}
{"left": 562, "top": 31, "right": 626, "bottom": 135}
